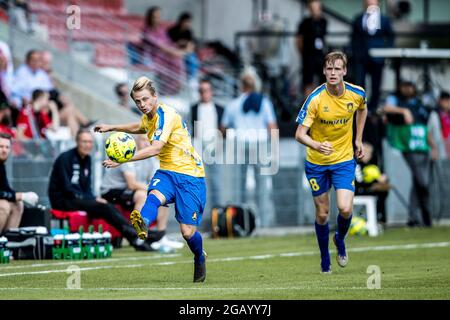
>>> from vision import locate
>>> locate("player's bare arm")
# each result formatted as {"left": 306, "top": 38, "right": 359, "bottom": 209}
{"left": 295, "top": 125, "right": 334, "bottom": 155}
{"left": 102, "top": 140, "right": 165, "bottom": 169}
{"left": 129, "top": 140, "right": 165, "bottom": 162}
{"left": 354, "top": 107, "right": 368, "bottom": 159}
{"left": 94, "top": 122, "right": 145, "bottom": 134}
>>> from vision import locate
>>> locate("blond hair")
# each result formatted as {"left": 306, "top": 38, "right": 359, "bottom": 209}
{"left": 324, "top": 51, "right": 347, "bottom": 69}
{"left": 130, "top": 76, "right": 157, "bottom": 99}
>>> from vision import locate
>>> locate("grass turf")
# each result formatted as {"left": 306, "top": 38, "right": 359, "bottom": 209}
{"left": 0, "top": 226, "right": 449, "bottom": 299}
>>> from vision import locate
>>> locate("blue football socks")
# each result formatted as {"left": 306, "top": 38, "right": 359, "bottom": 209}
{"left": 335, "top": 213, "right": 352, "bottom": 256}
{"left": 315, "top": 221, "right": 330, "bottom": 271}
{"left": 140, "top": 194, "right": 161, "bottom": 226}
{"left": 186, "top": 231, "right": 205, "bottom": 264}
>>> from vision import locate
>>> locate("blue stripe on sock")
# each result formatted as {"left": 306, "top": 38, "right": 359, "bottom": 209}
{"left": 141, "top": 194, "right": 161, "bottom": 225}
{"left": 186, "top": 231, "right": 205, "bottom": 264}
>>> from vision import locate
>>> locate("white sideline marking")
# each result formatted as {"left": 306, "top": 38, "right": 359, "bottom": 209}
{"left": 0, "top": 241, "right": 448, "bottom": 278}
{"left": 0, "top": 264, "right": 144, "bottom": 277}
{"left": 0, "top": 286, "right": 445, "bottom": 291}
{"left": 0, "top": 253, "right": 181, "bottom": 271}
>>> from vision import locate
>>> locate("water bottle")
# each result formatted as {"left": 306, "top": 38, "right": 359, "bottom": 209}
{"left": 102, "top": 231, "right": 112, "bottom": 258}
{"left": 71, "top": 233, "right": 82, "bottom": 259}
{"left": 65, "top": 234, "right": 77, "bottom": 260}
{"left": 52, "top": 234, "right": 65, "bottom": 260}
{"left": 92, "top": 232, "right": 104, "bottom": 259}
{"left": 82, "top": 233, "right": 94, "bottom": 259}
{"left": 0, "top": 236, "right": 10, "bottom": 264}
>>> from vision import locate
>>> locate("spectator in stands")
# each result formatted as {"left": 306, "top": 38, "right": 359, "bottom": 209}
{"left": 438, "top": 91, "right": 450, "bottom": 142}
{"left": 16, "top": 89, "right": 60, "bottom": 140}
{"left": 48, "top": 129, "right": 155, "bottom": 251}
{"left": 40, "top": 50, "right": 94, "bottom": 138}
{"left": 168, "top": 12, "right": 200, "bottom": 83}
{"left": 8, "top": 0, "right": 32, "bottom": 33}
{"left": 115, "top": 82, "right": 140, "bottom": 115}
{"left": 220, "top": 70, "right": 278, "bottom": 227}
{"left": 0, "top": 103, "right": 15, "bottom": 137}
{"left": 355, "top": 141, "right": 390, "bottom": 224}
{"left": 190, "top": 78, "right": 224, "bottom": 211}
{"left": 381, "top": 80, "right": 437, "bottom": 227}
{"left": 0, "top": 133, "right": 39, "bottom": 233}
{"left": 11, "top": 50, "right": 53, "bottom": 109}
{"left": 351, "top": 0, "right": 395, "bottom": 114}
{"left": 141, "top": 6, "right": 187, "bottom": 95}
{"left": 101, "top": 134, "right": 183, "bottom": 251}
{"left": 296, "top": 0, "right": 328, "bottom": 98}
{"left": 427, "top": 91, "right": 448, "bottom": 160}
{"left": 41, "top": 50, "right": 52, "bottom": 76}
{"left": 0, "top": 41, "right": 14, "bottom": 103}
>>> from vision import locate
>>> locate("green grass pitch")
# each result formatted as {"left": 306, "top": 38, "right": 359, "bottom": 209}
{"left": 0, "top": 226, "right": 449, "bottom": 299}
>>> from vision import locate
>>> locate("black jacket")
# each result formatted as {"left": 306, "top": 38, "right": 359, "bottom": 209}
{"left": 190, "top": 102, "right": 224, "bottom": 138}
{"left": 48, "top": 148, "right": 95, "bottom": 209}
{"left": 351, "top": 13, "right": 395, "bottom": 64}
{"left": 0, "top": 162, "right": 15, "bottom": 202}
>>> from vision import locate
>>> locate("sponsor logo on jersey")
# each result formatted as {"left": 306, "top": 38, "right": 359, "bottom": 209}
{"left": 320, "top": 118, "right": 351, "bottom": 125}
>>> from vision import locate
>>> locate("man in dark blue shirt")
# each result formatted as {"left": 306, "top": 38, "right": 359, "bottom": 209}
{"left": 352, "top": 0, "right": 395, "bottom": 114}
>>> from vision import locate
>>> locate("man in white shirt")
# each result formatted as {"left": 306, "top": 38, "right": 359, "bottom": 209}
{"left": 11, "top": 50, "right": 54, "bottom": 108}
{"left": 190, "top": 79, "right": 224, "bottom": 212}
{"left": 220, "top": 71, "right": 278, "bottom": 227}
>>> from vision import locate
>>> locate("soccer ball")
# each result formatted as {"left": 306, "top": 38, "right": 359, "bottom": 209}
{"left": 348, "top": 216, "right": 368, "bottom": 236}
{"left": 362, "top": 164, "right": 381, "bottom": 184}
{"left": 105, "top": 132, "right": 136, "bottom": 163}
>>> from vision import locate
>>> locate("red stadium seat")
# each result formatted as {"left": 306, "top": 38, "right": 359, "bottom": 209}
{"left": 94, "top": 43, "right": 127, "bottom": 68}
{"left": 50, "top": 209, "right": 89, "bottom": 233}
{"left": 50, "top": 209, "right": 122, "bottom": 242}
{"left": 29, "top": 0, "right": 65, "bottom": 13}
{"left": 0, "top": 8, "right": 9, "bottom": 23}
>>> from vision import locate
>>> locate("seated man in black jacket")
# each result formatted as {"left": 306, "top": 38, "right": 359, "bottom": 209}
{"left": 0, "top": 133, "right": 39, "bottom": 234}
{"left": 48, "top": 129, "right": 154, "bottom": 251}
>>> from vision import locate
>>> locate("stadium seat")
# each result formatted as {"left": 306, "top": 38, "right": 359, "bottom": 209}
{"left": 50, "top": 209, "right": 89, "bottom": 233}
{"left": 50, "top": 209, "right": 122, "bottom": 244}
{"left": 94, "top": 43, "right": 127, "bottom": 67}
{"left": 353, "top": 196, "right": 379, "bottom": 236}
{"left": 29, "top": 0, "right": 65, "bottom": 13}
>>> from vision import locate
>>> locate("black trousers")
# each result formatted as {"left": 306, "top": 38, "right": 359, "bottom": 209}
{"left": 354, "top": 58, "right": 384, "bottom": 114}
{"left": 402, "top": 152, "right": 432, "bottom": 227}
{"left": 57, "top": 198, "right": 138, "bottom": 242}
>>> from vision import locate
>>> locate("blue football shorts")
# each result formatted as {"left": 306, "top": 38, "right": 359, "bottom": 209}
{"left": 304, "top": 159, "right": 356, "bottom": 197}
{"left": 148, "top": 169, "right": 207, "bottom": 226}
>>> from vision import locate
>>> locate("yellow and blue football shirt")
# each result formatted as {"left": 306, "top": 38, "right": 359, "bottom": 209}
{"left": 296, "top": 82, "right": 366, "bottom": 165}
{"left": 140, "top": 103, "right": 205, "bottom": 177}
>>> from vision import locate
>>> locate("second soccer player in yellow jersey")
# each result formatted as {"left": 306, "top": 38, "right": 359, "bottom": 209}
{"left": 295, "top": 51, "right": 368, "bottom": 273}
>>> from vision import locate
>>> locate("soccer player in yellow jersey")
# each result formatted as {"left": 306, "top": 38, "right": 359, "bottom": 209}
{"left": 295, "top": 52, "right": 367, "bottom": 273}
{"left": 94, "top": 76, "right": 207, "bottom": 282}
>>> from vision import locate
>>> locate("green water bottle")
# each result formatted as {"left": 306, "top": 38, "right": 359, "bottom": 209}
{"left": 71, "top": 234, "right": 82, "bottom": 259}
{"left": 102, "top": 231, "right": 113, "bottom": 258}
{"left": 82, "top": 233, "right": 94, "bottom": 259}
{"left": 52, "top": 234, "right": 65, "bottom": 260}
{"left": 65, "top": 234, "right": 77, "bottom": 260}
{"left": 0, "top": 236, "right": 10, "bottom": 264}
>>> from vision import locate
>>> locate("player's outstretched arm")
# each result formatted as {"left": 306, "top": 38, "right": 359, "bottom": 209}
{"left": 102, "top": 140, "right": 165, "bottom": 169}
{"left": 94, "top": 122, "right": 145, "bottom": 134}
{"left": 128, "top": 140, "right": 165, "bottom": 162}
{"left": 295, "top": 125, "right": 334, "bottom": 155}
